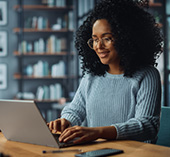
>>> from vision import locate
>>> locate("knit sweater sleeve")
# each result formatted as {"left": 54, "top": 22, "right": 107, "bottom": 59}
{"left": 60, "top": 76, "right": 87, "bottom": 126}
{"left": 113, "top": 68, "right": 161, "bottom": 142}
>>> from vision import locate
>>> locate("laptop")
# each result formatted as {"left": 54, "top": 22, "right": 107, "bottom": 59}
{"left": 0, "top": 99, "right": 74, "bottom": 148}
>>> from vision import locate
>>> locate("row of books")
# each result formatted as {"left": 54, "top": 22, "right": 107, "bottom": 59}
{"left": 24, "top": 12, "right": 73, "bottom": 30}
{"left": 24, "top": 17, "right": 49, "bottom": 30}
{"left": 18, "top": 36, "right": 67, "bottom": 54}
{"left": 36, "top": 83, "right": 63, "bottom": 100}
{"left": 16, "top": 83, "right": 63, "bottom": 101}
{"left": 42, "top": 0, "right": 67, "bottom": 7}
{"left": 24, "top": 60, "right": 65, "bottom": 77}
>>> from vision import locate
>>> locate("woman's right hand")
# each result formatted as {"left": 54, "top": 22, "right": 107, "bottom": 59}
{"left": 47, "top": 118, "right": 71, "bottom": 133}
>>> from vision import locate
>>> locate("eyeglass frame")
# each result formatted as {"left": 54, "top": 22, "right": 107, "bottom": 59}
{"left": 87, "top": 36, "right": 114, "bottom": 50}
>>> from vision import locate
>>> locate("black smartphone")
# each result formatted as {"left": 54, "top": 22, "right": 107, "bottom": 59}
{"left": 75, "top": 148, "right": 124, "bottom": 157}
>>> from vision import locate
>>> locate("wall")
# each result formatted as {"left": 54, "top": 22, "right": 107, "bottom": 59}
{"left": 0, "top": 0, "right": 18, "bottom": 99}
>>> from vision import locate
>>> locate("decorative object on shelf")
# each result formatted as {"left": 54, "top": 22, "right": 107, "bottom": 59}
{"left": 0, "top": 1, "right": 7, "bottom": 25}
{"left": 0, "top": 63, "right": 7, "bottom": 89}
{"left": 154, "top": 11, "right": 162, "bottom": 24}
{"left": 0, "top": 31, "right": 7, "bottom": 57}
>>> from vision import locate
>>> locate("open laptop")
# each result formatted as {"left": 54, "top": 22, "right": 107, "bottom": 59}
{"left": 0, "top": 99, "right": 74, "bottom": 148}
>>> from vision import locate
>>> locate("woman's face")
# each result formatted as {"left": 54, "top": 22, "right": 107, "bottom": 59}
{"left": 92, "top": 19, "right": 121, "bottom": 71}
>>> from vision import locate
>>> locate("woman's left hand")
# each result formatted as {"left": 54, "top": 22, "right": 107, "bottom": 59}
{"left": 59, "top": 126, "right": 101, "bottom": 144}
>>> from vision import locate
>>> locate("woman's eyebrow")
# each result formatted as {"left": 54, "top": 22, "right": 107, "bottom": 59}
{"left": 102, "top": 33, "right": 113, "bottom": 36}
{"left": 92, "top": 33, "right": 113, "bottom": 38}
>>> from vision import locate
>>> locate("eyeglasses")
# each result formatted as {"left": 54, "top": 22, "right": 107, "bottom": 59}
{"left": 87, "top": 37, "right": 114, "bottom": 50}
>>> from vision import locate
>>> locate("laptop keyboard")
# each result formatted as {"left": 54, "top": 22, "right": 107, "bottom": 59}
{"left": 52, "top": 133, "right": 75, "bottom": 147}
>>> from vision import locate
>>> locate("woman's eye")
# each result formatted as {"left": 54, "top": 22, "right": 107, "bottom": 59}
{"left": 103, "top": 38, "right": 110, "bottom": 42}
{"left": 93, "top": 39, "right": 99, "bottom": 42}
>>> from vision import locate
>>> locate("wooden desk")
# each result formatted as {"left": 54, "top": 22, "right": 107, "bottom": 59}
{"left": 0, "top": 133, "right": 169, "bottom": 157}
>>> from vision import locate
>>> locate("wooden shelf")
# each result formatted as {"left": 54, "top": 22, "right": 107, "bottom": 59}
{"left": 14, "top": 5, "right": 73, "bottom": 11}
{"left": 35, "top": 99, "right": 59, "bottom": 103}
{"left": 14, "top": 73, "right": 76, "bottom": 80}
{"left": 13, "top": 51, "right": 74, "bottom": 56}
{"left": 149, "top": 2, "right": 162, "bottom": 7}
{"left": 157, "top": 23, "right": 163, "bottom": 28}
{"left": 14, "top": 73, "right": 67, "bottom": 79}
{"left": 13, "top": 98, "right": 66, "bottom": 103}
{"left": 13, "top": 28, "right": 73, "bottom": 33}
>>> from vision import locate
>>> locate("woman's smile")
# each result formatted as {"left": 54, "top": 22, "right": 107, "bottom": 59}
{"left": 97, "top": 50, "right": 110, "bottom": 58}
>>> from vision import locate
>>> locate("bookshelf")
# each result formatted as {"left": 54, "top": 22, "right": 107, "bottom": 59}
{"left": 13, "top": 0, "right": 77, "bottom": 120}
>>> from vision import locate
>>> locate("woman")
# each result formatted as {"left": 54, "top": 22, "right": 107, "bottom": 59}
{"left": 48, "top": 0, "right": 163, "bottom": 144}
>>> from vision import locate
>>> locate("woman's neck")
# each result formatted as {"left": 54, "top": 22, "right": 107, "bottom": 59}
{"left": 108, "top": 65, "right": 124, "bottom": 75}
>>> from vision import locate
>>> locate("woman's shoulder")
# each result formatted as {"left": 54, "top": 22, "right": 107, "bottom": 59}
{"left": 132, "top": 66, "right": 160, "bottom": 82}
{"left": 137, "top": 66, "right": 159, "bottom": 76}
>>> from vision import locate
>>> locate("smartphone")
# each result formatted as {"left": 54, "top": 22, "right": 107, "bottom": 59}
{"left": 75, "top": 148, "right": 124, "bottom": 157}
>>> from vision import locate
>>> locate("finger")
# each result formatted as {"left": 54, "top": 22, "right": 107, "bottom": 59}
{"left": 49, "top": 121, "right": 53, "bottom": 131}
{"left": 59, "top": 127, "right": 80, "bottom": 142}
{"left": 53, "top": 120, "right": 61, "bottom": 132}
{"left": 61, "top": 119, "right": 70, "bottom": 133}
{"left": 63, "top": 132, "right": 82, "bottom": 143}
{"left": 59, "top": 126, "right": 74, "bottom": 139}
{"left": 47, "top": 122, "right": 49, "bottom": 126}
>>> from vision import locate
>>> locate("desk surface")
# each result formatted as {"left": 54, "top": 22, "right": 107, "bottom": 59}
{"left": 0, "top": 133, "right": 170, "bottom": 157}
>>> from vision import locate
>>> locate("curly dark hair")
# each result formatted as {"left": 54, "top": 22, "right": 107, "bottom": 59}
{"left": 75, "top": 0, "right": 163, "bottom": 77}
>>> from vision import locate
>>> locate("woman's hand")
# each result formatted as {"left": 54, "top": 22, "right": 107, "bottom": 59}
{"left": 59, "top": 126, "right": 101, "bottom": 144}
{"left": 59, "top": 126, "right": 117, "bottom": 144}
{"left": 47, "top": 118, "right": 71, "bottom": 133}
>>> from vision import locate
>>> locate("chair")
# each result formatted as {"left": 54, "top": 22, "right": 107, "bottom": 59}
{"left": 156, "top": 106, "right": 170, "bottom": 147}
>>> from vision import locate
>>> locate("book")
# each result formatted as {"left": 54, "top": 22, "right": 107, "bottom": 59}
{"left": 55, "top": 83, "right": 62, "bottom": 99}
{"left": 36, "top": 86, "right": 44, "bottom": 100}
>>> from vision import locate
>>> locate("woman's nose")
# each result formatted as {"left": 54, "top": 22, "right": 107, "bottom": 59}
{"left": 96, "top": 40, "right": 104, "bottom": 49}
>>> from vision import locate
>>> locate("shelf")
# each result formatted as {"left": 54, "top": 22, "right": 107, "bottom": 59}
{"left": 14, "top": 73, "right": 76, "bottom": 80}
{"left": 14, "top": 74, "right": 67, "bottom": 79}
{"left": 157, "top": 23, "right": 163, "bottom": 28}
{"left": 149, "top": 2, "right": 162, "bottom": 7}
{"left": 35, "top": 99, "right": 62, "bottom": 103}
{"left": 13, "top": 28, "right": 73, "bottom": 33}
{"left": 14, "top": 5, "right": 73, "bottom": 11}
{"left": 14, "top": 98, "right": 66, "bottom": 103}
{"left": 13, "top": 51, "right": 75, "bottom": 56}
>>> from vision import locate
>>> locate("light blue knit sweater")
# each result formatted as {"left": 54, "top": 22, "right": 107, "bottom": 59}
{"left": 61, "top": 66, "right": 161, "bottom": 143}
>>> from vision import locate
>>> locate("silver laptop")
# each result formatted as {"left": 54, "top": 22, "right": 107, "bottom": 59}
{"left": 0, "top": 99, "right": 73, "bottom": 148}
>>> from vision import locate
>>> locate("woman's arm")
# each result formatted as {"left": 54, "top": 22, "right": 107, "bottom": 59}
{"left": 113, "top": 68, "right": 161, "bottom": 142}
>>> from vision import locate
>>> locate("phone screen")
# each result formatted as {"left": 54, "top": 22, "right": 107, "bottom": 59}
{"left": 75, "top": 148, "right": 124, "bottom": 157}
